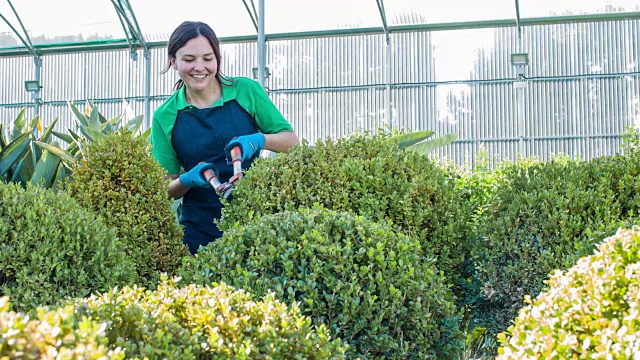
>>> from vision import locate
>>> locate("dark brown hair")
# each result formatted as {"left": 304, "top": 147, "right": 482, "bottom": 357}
{"left": 161, "top": 21, "right": 230, "bottom": 91}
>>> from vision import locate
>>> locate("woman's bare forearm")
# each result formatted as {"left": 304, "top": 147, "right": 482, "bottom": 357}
{"left": 263, "top": 131, "right": 299, "bottom": 153}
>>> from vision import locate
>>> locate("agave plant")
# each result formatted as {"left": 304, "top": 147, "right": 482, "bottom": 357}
{"left": 0, "top": 102, "right": 149, "bottom": 189}
{"left": 386, "top": 129, "right": 458, "bottom": 155}
{"left": 53, "top": 101, "right": 148, "bottom": 161}
{"left": 0, "top": 108, "right": 74, "bottom": 188}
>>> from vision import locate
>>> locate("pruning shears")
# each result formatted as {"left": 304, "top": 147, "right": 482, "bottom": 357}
{"left": 201, "top": 145, "right": 243, "bottom": 200}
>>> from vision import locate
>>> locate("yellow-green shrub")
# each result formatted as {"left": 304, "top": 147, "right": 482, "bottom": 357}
{"left": 0, "top": 182, "right": 134, "bottom": 312}
{"left": 73, "top": 276, "right": 347, "bottom": 359}
{"left": 0, "top": 297, "right": 124, "bottom": 359}
{"left": 497, "top": 228, "right": 640, "bottom": 359}
{"left": 183, "top": 206, "right": 462, "bottom": 358}
{"left": 67, "top": 129, "right": 189, "bottom": 286}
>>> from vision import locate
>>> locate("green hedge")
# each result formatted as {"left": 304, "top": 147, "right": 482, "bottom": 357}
{"left": 68, "top": 129, "right": 189, "bottom": 286}
{"left": 471, "top": 153, "right": 640, "bottom": 334}
{"left": 73, "top": 276, "right": 347, "bottom": 359}
{"left": 183, "top": 206, "right": 462, "bottom": 358}
{"left": 218, "top": 133, "right": 471, "bottom": 294}
{"left": 0, "top": 297, "right": 123, "bottom": 359}
{"left": 498, "top": 228, "right": 640, "bottom": 359}
{"left": 0, "top": 182, "right": 134, "bottom": 312}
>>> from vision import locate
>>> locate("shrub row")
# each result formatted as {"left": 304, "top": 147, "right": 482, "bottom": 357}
{"left": 470, "top": 152, "right": 640, "bottom": 334}
{"left": 0, "top": 278, "right": 345, "bottom": 359}
{"left": 498, "top": 228, "right": 640, "bottom": 359}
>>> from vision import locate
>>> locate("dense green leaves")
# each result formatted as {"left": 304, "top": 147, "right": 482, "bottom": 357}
{"left": 0, "top": 297, "right": 124, "bottom": 359}
{"left": 498, "top": 228, "right": 640, "bottom": 359}
{"left": 182, "top": 207, "right": 462, "bottom": 358}
{"left": 0, "top": 182, "right": 135, "bottom": 312}
{"left": 67, "top": 129, "right": 189, "bottom": 287}
{"left": 72, "top": 277, "right": 347, "bottom": 359}
{"left": 219, "top": 132, "right": 471, "bottom": 295}
{"left": 470, "top": 153, "right": 640, "bottom": 334}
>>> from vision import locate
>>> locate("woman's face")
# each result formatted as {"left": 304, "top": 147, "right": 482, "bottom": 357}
{"left": 171, "top": 35, "right": 219, "bottom": 93}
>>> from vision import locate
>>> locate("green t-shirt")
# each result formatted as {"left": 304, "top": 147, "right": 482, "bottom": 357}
{"left": 150, "top": 76, "right": 293, "bottom": 174}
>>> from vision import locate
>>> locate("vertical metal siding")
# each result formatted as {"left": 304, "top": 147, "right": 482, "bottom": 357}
{"left": 1, "top": 19, "right": 639, "bottom": 168}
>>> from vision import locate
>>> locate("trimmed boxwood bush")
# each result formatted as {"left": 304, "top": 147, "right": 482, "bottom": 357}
{"left": 67, "top": 129, "right": 189, "bottom": 286}
{"left": 497, "top": 228, "right": 640, "bottom": 359}
{"left": 0, "top": 182, "right": 134, "bottom": 312}
{"left": 0, "top": 297, "right": 124, "bottom": 359}
{"left": 181, "top": 206, "right": 462, "bottom": 358}
{"left": 471, "top": 153, "right": 640, "bottom": 334}
{"left": 218, "top": 132, "right": 471, "bottom": 294}
{"left": 73, "top": 276, "right": 347, "bottom": 359}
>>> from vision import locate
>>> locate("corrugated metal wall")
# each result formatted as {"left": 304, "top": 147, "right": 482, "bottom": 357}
{"left": 1, "top": 19, "right": 639, "bottom": 167}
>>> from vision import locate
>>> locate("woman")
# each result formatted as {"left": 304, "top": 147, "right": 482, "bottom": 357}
{"left": 150, "top": 21, "right": 298, "bottom": 254}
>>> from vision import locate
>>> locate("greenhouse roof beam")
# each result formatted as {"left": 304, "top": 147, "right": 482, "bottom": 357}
{"left": 514, "top": 0, "right": 522, "bottom": 43}
{"left": 2, "top": 12, "right": 640, "bottom": 57}
{"left": 241, "top": 0, "right": 259, "bottom": 32}
{"left": 111, "top": 0, "right": 148, "bottom": 54}
{"left": 0, "top": 0, "right": 36, "bottom": 57}
{"left": 375, "top": 0, "right": 390, "bottom": 37}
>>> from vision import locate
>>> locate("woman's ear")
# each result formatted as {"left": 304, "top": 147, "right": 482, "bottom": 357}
{"left": 170, "top": 58, "right": 177, "bottom": 70}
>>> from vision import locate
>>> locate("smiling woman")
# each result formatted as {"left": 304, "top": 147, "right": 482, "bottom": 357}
{"left": 150, "top": 21, "right": 299, "bottom": 255}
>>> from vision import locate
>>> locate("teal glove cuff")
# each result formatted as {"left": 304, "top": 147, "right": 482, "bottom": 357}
{"left": 179, "top": 162, "right": 216, "bottom": 188}
{"left": 225, "top": 133, "right": 266, "bottom": 163}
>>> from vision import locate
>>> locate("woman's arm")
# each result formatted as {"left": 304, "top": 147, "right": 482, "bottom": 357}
{"left": 263, "top": 131, "right": 299, "bottom": 153}
{"left": 166, "top": 174, "right": 191, "bottom": 199}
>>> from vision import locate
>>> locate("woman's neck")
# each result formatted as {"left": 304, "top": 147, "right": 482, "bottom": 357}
{"left": 185, "top": 80, "right": 222, "bottom": 108}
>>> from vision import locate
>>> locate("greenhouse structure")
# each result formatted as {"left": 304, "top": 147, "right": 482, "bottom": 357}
{"left": 1, "top": 0, "right": 639, "bottom": 166}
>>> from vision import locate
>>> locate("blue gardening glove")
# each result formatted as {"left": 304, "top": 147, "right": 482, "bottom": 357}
{"left": 179, "top": 162, "right": 217, "bottom": 188}
{"left": 224, "top": 133, "right": 265, "bottom": 163}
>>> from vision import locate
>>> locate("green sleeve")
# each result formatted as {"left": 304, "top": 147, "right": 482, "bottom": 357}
{"left": 150, "top": 112, "right": 181, "bottom": 174}
{"left": 236, "top": 78, "right": 293, "bottom": 133}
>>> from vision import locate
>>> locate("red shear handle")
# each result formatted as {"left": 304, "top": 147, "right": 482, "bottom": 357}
{"left": 230, "top": 145, "right": 242, "bottom": 175}
{"left": 202, "top": 168, "right": 224, "bottom": 190}
{"left": 228, "top": 145, "right": 244, "bottom": 183}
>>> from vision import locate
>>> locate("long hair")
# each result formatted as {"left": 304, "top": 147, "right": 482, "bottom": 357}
{"left": 161, "top": 21, "right": 230, "bottom": 92}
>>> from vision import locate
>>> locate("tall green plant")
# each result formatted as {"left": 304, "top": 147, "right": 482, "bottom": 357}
{"left": 0, "top": 109, "right": 73, "bottom": 188}
{"left": 54, "top": 101, "right": 148, "bottom": 162}
{"left": 0, "top": 103, "right": 149, "bottom": 189}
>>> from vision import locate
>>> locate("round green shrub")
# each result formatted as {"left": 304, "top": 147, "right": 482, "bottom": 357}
{"left": 67, "top": 129, "right": 189, "bottom": 286}
{"left": 0, "top": 182, "right": 134, "bottom": 312}
{"left": 0, "top": 297, "right": 124, "bottom": 359}
{"left": 497, "top": 228, "right": 640, "bottom": 359}
{"left": 471, "top": 154, "right": 640, "bottom": 334}
{"left": 73, "top": 276, "right": 347, "bottom": 359}
{"left": 218, "top": 132, "right": 471, "bottom": 294}
{"left": 182, "top": 206, "right": 462, "bottom": 358}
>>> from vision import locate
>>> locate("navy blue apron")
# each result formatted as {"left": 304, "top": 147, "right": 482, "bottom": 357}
{"left": 171, "top": 99, "right": 259, "bottom": 254}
